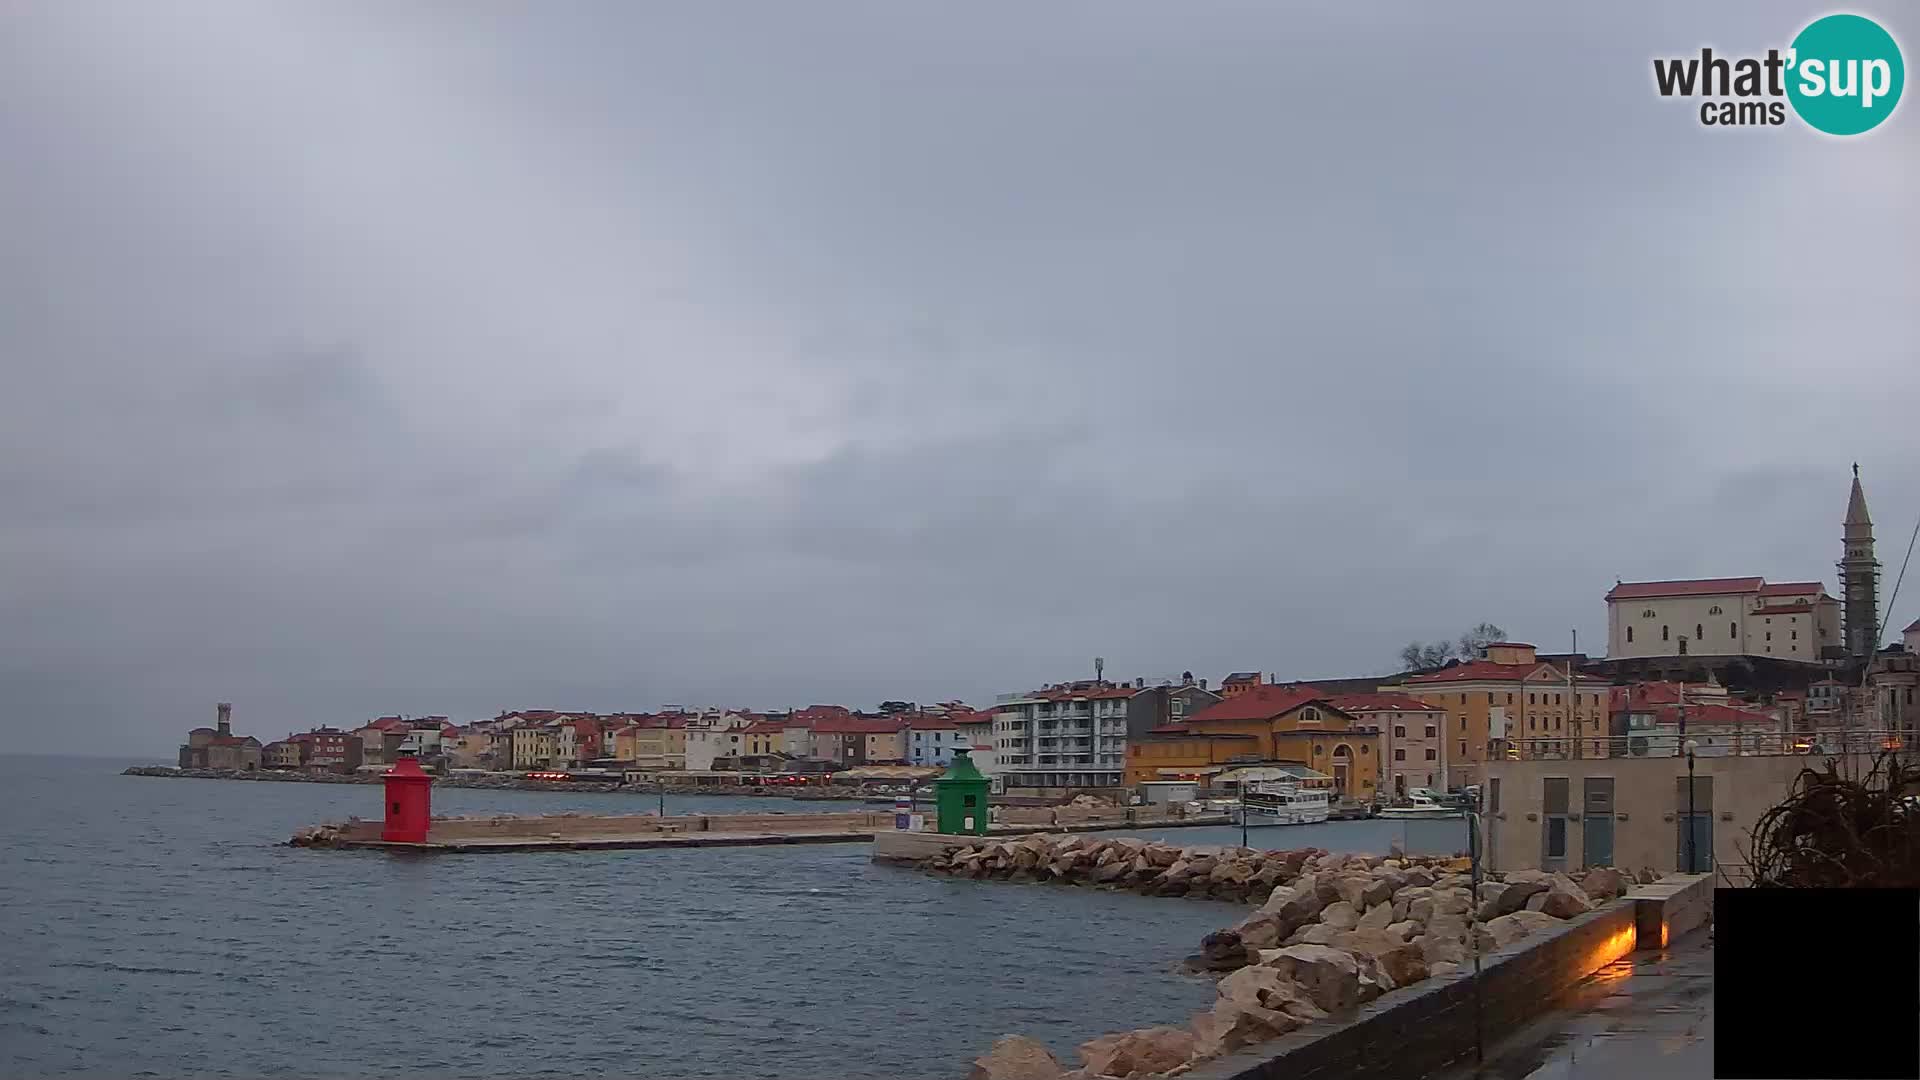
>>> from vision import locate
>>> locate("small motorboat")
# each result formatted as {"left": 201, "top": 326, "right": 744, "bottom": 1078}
{"left": 1376, "top": 789, "right": 1465, "bottom": 819}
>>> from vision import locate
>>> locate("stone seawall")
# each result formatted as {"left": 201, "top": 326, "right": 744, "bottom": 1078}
{"left": 951, "top": 835, "right": 1662, "bottom": 1080}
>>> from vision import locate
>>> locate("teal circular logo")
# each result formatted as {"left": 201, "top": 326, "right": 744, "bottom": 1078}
{"left": 1787, "top": 14, "right": 1904, "bottom": 135}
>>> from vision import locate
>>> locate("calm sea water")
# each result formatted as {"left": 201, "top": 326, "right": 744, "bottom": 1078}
{"left": 0, "top": 755, "right": 1412, "bottom": 1079}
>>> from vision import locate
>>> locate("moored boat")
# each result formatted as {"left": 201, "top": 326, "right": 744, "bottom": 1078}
{"left": 1375, "top": 789, "right": 1465, "bottom": 819}
{"left": 1232, "top": 780, "right": 1331, "bottom": 825}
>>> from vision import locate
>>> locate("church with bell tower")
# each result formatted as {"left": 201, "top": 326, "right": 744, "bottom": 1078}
{"left": 1839, "top": 464, "right": 1880, "bottom": 660}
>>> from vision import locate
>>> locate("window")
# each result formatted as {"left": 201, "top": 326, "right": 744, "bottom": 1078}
{"left": 1486, "top": 692, "right": 1494, "bottom": 704}
{"left": 1459, "top": 740, "right": 1468, "bottom": 757}
{"left": 1544, "top": 777, "right": 1570, "bottom": 860}
{"left": 1393, "top": 724, "right": 1406, "bottom": 737}
{"left": 1766, "top": 631, "right": 1772, "bottom": 641}
{"left": 1695, "top": 623, "right": 1703, "bottom": 641}
{"left": 1791, "top": 630, "right": 1798, "bottom": 641}
{"left": 1359, "top": 745, "right": 1369, "bottom": 755}
{"left": 1460, "top": 693, "right": 1467, "bottom": 704}
{"left": 1529, "top": 693, "right": 1536, "bottom": 705}
{"left": 1506, "top": 693, "right": 1514, "bottom": 704}
{"left": 1425, "top": 725, "right": 1437, "bottom": 738}
{"left": 1662, "top": 625, "right": 1670, "bottom": 641}
{"left": 1394, "top": 748, "right": 1406, "bottom": 761}
{"left": 1730, "top": 621, "right": 1738, "bottom": 639}
{"left": 1709, "top": 605, "right": 1723, "bottom": 615}
{"left": 1627, "top": 626, "right": 1634, "bottom": 643}
{"left": 1313, "top": 744, "right": 1325, "bottom": 756}
{"left": 1555, "top": 693, "right": 1563, "bottom": 705}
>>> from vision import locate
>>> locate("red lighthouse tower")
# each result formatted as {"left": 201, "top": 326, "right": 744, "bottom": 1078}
{"left": 381, "top": 755, "right": 433, "bottom": 843}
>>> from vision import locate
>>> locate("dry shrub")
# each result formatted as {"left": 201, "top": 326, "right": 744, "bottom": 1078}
{"left": 1746, "top": 752, "right": 1920, "bottom": 888}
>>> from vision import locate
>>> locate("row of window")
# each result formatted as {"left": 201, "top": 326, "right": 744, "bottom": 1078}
{"left": 1454, "top": 691, "right": 1603, "bottom": 706}
{"left": 1391, "top": 724, "right": 1441, "bottom": 738}
{"left": 1391, "top": 748, "right": 1439, "bottom": 761}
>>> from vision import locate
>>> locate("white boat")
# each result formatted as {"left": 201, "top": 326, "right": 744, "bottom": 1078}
{"left": 1376, "top": 790, "right": 1464, "bottom": 819}
{"left": 1233, "top": 780, "right": 1331, "bottom": 825}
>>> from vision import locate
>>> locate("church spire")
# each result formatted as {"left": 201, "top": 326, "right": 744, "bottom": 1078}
{"left": 1846, "top": 464, "right": 1872, "bottom": 529}
{"left": 1839, "top": 466, "right": 1880, "bottom": 658}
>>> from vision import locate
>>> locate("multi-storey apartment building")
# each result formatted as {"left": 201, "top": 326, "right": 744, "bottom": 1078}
{"left": 991, "top": 681, "right": 1133, "bottom": 789}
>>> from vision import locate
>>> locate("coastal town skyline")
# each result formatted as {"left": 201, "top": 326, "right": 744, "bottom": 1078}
{"left": 29, "top": 465, "right": 1920, "bottom": 758}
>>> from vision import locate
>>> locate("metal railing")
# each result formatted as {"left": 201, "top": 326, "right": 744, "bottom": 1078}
{"left": 1503, "top": 728, "right": 1909, "bottom": 760}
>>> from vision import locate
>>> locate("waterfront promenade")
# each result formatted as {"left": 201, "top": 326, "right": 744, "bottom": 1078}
{"left": 1426, "top": 925, "right": 1712, "bottom": 1080}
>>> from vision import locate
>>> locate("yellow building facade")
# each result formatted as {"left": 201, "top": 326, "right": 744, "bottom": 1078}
{"left": 1396, "top": 642, "right": 1612, "bottom": 786}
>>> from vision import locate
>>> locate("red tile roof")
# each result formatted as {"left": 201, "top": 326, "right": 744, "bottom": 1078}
{"left": 787, "top": 706, "right": 853, "bottom": 727}
{"left": 1326, "top": 693, "right": 1448, "bottom": 714}
{"left": 1406, "top": 660, "right": 1609, "bottom": 686}
{"left": 1184, "top": 685, "right": 1328, "bottom": 723}
{"left": 1405, "top": 660, "right": 1538, "bottom": 684}
{"left": 1758, "top": 582, "right": 1826, "bottom": 596}
{"left": 739, "top": 721, "right": 787, "bottom": 735}
{"left": 903, "top": 714, "right": 964, "bottom": 730}
{"left": 1606, "top": 577, "right": 1764, "bottom": 600}
{"left": 812, "top": 716, "right": 907, "bottom": 735}
{"left": 1650, "top": 703, "right": 1778, "bottom": 727}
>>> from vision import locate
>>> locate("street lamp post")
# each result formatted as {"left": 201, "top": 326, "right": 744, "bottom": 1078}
{"left": 1684, "top": 738, "right": 1699, "bottom": 873}
{"left": 1240, "top": 784, "right": 1249, "bottom": 848}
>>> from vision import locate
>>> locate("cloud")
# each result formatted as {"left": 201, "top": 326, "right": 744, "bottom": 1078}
{"left": 0, "top": 1, "right": 1915, "bottom": 753}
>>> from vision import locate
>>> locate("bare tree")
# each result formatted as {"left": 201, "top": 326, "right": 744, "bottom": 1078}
{"left": 1456, "top": 622, "right": 1508, "bottom": 661}
{"left": 1398, "top": 622, "right": 1508, "bottom": 672}
{"left": 1398, "top": 640, "right": 1455, "bottom": 672}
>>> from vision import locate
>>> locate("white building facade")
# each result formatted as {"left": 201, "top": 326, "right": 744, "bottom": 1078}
{"left": 990, "top": 682, "right": 1132, "bottom": 790}
{"left": 1605, "top": 577, "right": 1840, "bottom": 662}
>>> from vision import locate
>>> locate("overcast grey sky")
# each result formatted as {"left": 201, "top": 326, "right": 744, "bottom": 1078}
{"left": 2, "top": 3, "right": 1915, "bottom": 755}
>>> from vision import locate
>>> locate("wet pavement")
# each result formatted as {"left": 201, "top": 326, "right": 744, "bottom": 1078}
{"left": 1430, "top": 926, "right": 1714, "bottom": 1080}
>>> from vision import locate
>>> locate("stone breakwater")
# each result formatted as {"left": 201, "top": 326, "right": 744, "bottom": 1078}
{"left": 907, "top": 835, "right": 1652, "bottom": 1080}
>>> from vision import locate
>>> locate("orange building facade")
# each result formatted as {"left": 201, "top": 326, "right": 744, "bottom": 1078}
{"left": 1124, "top": 686, "right": 1383, "bottom": 797}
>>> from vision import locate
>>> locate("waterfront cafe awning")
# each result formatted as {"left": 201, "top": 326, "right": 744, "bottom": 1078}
{"left": 829, "top": 765, "right": 945, "bottom": 781}
{"left": 1214, "top": 764, "right": 1334, "bottom": 788}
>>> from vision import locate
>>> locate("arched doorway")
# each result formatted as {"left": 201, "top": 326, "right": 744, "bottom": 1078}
{"left": 1332, "top": 743, "right": 1353, "bottom": 795}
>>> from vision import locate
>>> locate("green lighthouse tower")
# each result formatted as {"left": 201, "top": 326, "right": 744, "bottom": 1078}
{"left": 933, "top": 748, "right": 991, "bottom": 835}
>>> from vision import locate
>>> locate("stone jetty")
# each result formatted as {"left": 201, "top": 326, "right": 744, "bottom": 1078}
{"left": 914, "top": 836, "right": 1649, "bottom": 1080}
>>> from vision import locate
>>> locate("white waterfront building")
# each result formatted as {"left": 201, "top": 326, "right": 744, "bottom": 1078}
{"left": 990, "top": 681, "right": 1133, "bottom": 791}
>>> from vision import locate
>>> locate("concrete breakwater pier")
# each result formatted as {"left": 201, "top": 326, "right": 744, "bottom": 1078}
{"left": 291, "top": 809, "right": 1232, "bottom": 853}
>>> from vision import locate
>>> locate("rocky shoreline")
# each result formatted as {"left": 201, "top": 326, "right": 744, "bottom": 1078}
{"left": 119, "top": 765, "right": 879, "bottom": 800}
{"left": 916, "top": 835, "right": 1649, "bottom": 1080}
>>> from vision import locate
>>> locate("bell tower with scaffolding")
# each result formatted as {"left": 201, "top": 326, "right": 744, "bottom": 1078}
{"left": 1839, "top": 463, "right": 1880, "bottom": 659}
